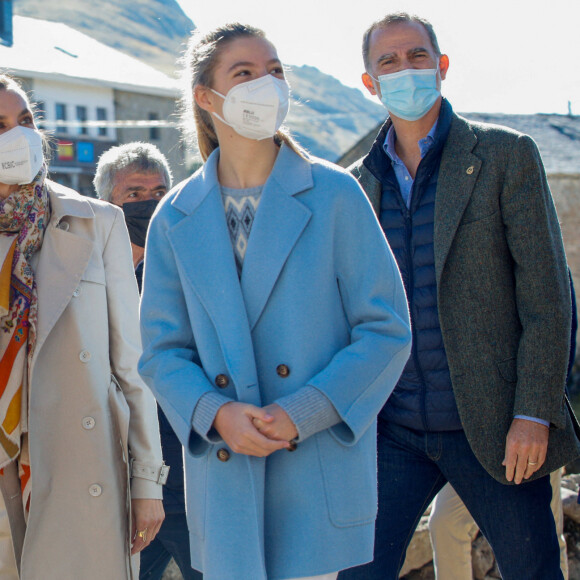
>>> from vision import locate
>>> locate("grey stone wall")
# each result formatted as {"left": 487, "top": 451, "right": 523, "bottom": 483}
{"left": 551, "top": 175, "right": 580, "bottom": 289}
{"left": 550, "top": 174, "right": 580, "bottom": 356}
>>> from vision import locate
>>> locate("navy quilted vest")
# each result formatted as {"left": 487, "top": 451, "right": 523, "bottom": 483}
{"left": 364, "top": 100, "right": 462, "bottom": 431}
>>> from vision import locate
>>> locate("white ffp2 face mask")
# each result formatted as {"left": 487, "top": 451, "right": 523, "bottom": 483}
{"left": 0, "top": 126, "right": 44, "bottom": 185}
{"left": 211, "top": 75, "right": 290, "bottom": 140}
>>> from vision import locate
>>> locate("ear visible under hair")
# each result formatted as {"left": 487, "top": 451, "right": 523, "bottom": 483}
{"left": 361, "top": 73, "right": 378, "bottom": 96}
{"left": 194, "top": 85, "right": 215, "bottom": 113}
{"left": 438, "top": 54, "right": 450, "bottom": 81}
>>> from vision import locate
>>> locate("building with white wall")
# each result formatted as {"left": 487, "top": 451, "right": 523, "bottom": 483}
{"left": 1, "top": 13, "right": 185, "bottom": 195}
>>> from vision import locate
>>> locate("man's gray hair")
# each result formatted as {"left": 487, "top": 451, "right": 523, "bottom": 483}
{"left": 94, "top": 142, "right": 173, "bottom": 201}
{"left": 362, "top": 12, "right": 442, "bottom": 71}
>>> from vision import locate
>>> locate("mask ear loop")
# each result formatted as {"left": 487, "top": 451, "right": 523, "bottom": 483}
{"left": 211, "top": 111, "right": 230, "bottom": 127}
{"left": 365, "top": 72, "right": 382, "bottom": 97}
{"left": 208, "top": 89, "right": 234, "bottom": 129}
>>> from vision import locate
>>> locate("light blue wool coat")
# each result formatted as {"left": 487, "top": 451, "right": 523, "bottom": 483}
{"left": 139, "top": 144, "right": 412, "bottom": 580}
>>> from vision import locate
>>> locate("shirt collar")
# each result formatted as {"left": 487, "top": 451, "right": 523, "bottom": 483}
{"left": 383, "top": 119, "right": 439, "bottom": 165}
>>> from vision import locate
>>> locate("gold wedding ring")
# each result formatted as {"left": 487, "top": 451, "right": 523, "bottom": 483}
{"left": 137, "top": 528, "right": 148, "bottom": 542}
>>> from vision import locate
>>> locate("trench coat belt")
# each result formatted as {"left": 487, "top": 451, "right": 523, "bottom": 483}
{"left": 130, "top": 460, "right": 170, "bottom": 485}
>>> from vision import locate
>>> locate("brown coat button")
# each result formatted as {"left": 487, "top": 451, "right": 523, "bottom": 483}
{"left": 215, "top": 374, "right": 229, "bottom": 388}
{"left": 276, "top": 364, "right": 290, "bottom": 378}
{"left": 217, "top": 448, "right": 230, "bottom": 462}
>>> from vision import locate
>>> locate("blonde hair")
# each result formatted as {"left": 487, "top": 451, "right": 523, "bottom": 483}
{"left": 180, "top": 23, "right": 306, "bottom": 161}
{"left": 0, "top": 73, "right": 26, "bottom": 97}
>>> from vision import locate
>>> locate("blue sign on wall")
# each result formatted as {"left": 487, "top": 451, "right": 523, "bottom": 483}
{"left": 0, "top": 1, "right": 14, "bottom": 47}
{"left": 77, "top": 142, "right": 94, "bottom": 163}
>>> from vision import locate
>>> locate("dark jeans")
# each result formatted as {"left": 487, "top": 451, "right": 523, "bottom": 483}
{"left": 340, "top": 422, "right": 562, "bottom": 580}
{"left": 139, "top": 512, "right": 202, "bottom": 580}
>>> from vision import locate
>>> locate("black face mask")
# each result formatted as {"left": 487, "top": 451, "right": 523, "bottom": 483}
{"left": 121, "top": 199, "right": 159, "bottom": 248}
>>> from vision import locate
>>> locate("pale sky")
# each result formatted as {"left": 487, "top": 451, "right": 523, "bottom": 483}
{"left": 178, "top": 0, "right": 579, "bottom": 115}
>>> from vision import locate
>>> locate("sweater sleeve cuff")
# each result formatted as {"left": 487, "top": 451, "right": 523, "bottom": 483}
{"left": 192, "top": 391, "right": 232, "bottom": 443}
{"left": 276, "top": 386, "right": 341, "bottom": 441}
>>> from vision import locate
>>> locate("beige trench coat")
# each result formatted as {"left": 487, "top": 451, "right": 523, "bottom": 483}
{"left": 0, "top": 181, "right": 164, "bottom": 579}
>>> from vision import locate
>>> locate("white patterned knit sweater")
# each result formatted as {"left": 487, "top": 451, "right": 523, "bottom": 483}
{"left": 221, "top": 184, "right": 263, "bottom": 276}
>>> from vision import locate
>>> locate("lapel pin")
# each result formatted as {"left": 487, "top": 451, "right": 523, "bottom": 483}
{"left": 466, "top": 166, "right": 474, "bottom": 175}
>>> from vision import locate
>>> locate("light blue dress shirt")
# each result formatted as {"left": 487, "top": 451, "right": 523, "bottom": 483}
{"left": 383, "top": 121, "right": 438, "bottom": 208}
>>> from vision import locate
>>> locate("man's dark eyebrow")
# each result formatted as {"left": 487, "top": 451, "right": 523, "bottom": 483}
{"left": 227, "top": 58, "right": 282, "bottom": 73}
{"left": 376, "top": 52, "right": 397, "bottom": 63}
{"left": 376, "top": 46, "right": 430, "bottom": 64}
{"left": 124, "top": 185, "right": 167, "bottom": 192}
{"left": 408, "top": 46, "right": 430, "bottom": 55}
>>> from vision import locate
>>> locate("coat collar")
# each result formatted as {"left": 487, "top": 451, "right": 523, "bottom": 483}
{"left": 170, "top": 143, "right": 313, "bottom": 216}
{"left": 361, "top": 98, "right": 454, "bottom": 217}
{"left": 240, "top": 144, "right": 312, "bottom": 329}
{"left": 170, "top": 146, "right": 313, "bottom": 331}
{"left": 165, "top": 144, "right": 313, "bottom": 397}
{"left": 46, "top": 179, "right": 96, "bottom": 223}
{"left": 433, "top": 114, "right": 482, "bottom": 286}
{"left": 358, "top": 104, "right": 482, "bottom": 289}
{"left": 32, "top": 181, "right": 95, "bottom": 368}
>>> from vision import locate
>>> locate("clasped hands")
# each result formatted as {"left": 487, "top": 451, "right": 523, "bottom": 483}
{"left": 213, "top": 402, "right": 298, "bottom": 457}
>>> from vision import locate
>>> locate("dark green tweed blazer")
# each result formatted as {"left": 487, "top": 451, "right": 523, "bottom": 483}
{"left": 351, "top": 112, "right": 580, "bottom": 484}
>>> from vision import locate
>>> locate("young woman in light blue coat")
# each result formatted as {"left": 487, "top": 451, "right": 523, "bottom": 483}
{"left": 138, "top": 23, "right": 411, "bottom": 580}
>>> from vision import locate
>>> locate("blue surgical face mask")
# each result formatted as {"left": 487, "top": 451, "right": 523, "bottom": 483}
{"left": 371, "top": 66, "right": 440, "bottom": 121}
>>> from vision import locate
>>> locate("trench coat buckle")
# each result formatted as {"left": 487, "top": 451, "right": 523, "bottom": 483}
{"left": 130, "top": 459, "right": 170, "bottom": 485}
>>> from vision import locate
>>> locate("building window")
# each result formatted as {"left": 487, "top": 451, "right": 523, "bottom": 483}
{"left": 76, "top": 105, "right": 87, "bottom": 135}
{"left": 35, "top": 101, "right": 46, "bottom": 130}
{"left": 149, "top": 112, "right": 159, "bottom": 140}
{"left": 55, "top": 103, "right": 67, "bottom": 134}
{"left": 96, "top": 107, "right": 107, "bottom": 137}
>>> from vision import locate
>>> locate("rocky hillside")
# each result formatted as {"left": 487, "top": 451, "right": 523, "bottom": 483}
{"left": 14, "top": 0, "right": 385, "bottom": 160}
{"left": 286, "top": 65, "right": 385, "bottom": 160}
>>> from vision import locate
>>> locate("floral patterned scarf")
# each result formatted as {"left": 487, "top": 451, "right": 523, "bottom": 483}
{"left": 0, "top": 166, "right": 50, "bottom": 516}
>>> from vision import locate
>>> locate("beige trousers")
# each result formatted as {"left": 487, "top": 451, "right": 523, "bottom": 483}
{"left": 428, "top": 470, "right": 567, "bottom": 580}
